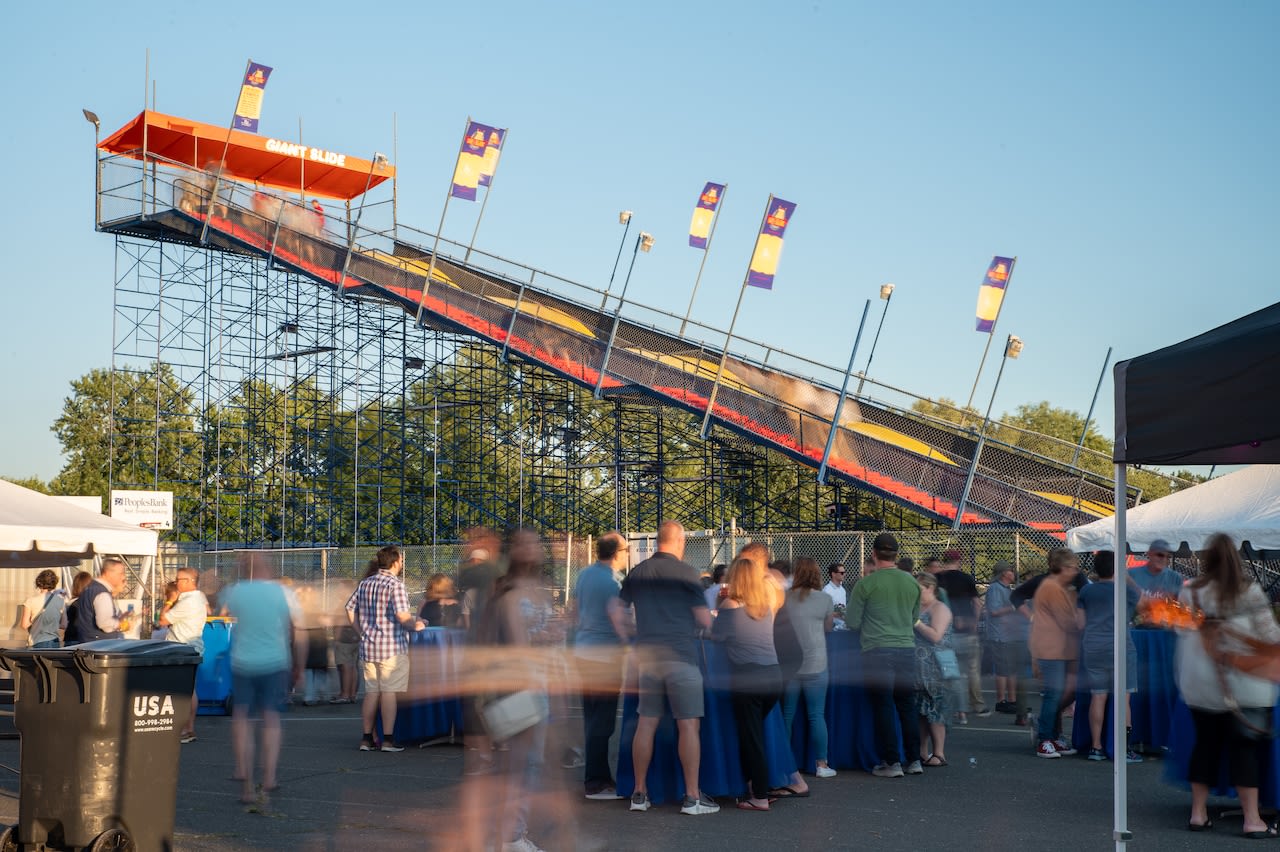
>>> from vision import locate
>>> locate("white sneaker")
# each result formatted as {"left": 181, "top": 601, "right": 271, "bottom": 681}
{"left": 501, "top": 835, "right": 545, "bottom": 852}
{"left": 905, "top": 759, "right": 924, "bottom": 775}
{"left": 629, "top": 791, "right": 651, "bottom": 812}
{"left": 585, "top": 786, "right": 624, "bottom": 800}
{"left": 815, "top": 765, "right": 838, "bottom": 778}
{"left": 872, "top": 762, "right": 905, "bottom": 778}
{"left": 1036, "top": 739, "right": 1062, "bottom": 759}
{"left": 680, "top": 793, "right": 720, "bottom": 815}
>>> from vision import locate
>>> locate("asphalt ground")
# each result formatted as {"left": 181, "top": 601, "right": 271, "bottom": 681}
{"left": 0, "top": 700, "right": 1257, "bottom": 851}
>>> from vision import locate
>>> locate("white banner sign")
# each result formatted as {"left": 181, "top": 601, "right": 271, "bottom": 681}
{"left": 110, "top": 490, "right": 174, "bottom": 529}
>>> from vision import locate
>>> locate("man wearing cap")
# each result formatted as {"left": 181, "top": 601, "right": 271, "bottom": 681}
{"left": 985, "top": 562, "right": 1029, "bottom": 717}
{"left": 846, "top": 533, "right": 922, "bottom": 778}
{"left": 1127, "top": 539, "right": 1183, "bottom": 598}
{"left": 932, "top": 550, "right": 987, "bottom": 721}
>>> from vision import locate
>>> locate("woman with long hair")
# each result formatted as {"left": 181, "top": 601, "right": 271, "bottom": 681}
{"left": 712, "top": 552, "right": 785, "bottom": 810}
{"left": 1178, "top": 533, "right": 1280, "bottom": 836}
{"left": 780, "top": 558, "right": 836, "bottom": 778}
{"left": 913, "top": 573, "right": 953, "bottom": 766}
{"left": 477, "top": 529, "right": 558, "bottom": 852}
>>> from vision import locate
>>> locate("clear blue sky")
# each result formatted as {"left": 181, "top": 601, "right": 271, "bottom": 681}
{"left": 2, "top": 1, "right": 1276, "bottom": 482}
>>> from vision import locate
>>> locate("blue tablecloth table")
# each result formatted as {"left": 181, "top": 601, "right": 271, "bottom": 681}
{"left": 392, "top": 628, "right": 465, "bottom": 743}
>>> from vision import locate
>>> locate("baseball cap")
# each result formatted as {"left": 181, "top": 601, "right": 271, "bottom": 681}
{"left": 942, "top": 549, "right": 963, "bottom": 562}
{"left": 872, "top": 532, "right": 899, "bottom": 554}
{"left": 1147, "top": 539, "right": 1173, "bottom": 556}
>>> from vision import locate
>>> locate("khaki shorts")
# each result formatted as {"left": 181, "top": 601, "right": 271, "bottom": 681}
{"left": 638, "top": 658, "right": 704, "bottom": 720}
{"left": 362, "top": 653, "right": 410, "bottom": 694}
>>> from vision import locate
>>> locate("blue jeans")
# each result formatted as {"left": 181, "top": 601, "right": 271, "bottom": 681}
{"left": 30, "top": 640, "right": 61, "bottom": 649}
{"left": 781, "top": 670, "right": 830, "bottom": 762}
{"left": 1036, "top": 659, "right": 1068, "bottom": 742}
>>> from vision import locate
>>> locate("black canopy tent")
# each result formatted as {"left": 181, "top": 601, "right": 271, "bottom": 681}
{"left": 1114, "top": 301, "right": 1280, "bottom": 465}
{"left": 1106, "top": 300, "right": 1280, "bottom": 851}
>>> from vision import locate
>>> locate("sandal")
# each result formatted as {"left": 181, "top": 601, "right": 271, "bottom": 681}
{"left": 766, "top": 786, "right": 810, "bottom": 799}
{"left": 1243, "top": 825, "right": 1278, "bottom": 839}
{"left": 922, "top": 756, "right": 948, "bottom": 767}
{"left": 736, "top": 799, "right": 770, "bottom": 811}
{"left": 1187, "top": 820, "right": 1213, "bottom": 832}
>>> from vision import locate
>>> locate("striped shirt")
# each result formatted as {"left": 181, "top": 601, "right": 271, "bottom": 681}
{"left": 345, "top": 571, "right": 411, "bottom": 663}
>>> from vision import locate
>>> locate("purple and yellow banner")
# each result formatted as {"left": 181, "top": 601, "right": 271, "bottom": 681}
{"left": 450, "top": 122, "right": 490, "bottom": 201}
{"left": 232, "top": 61, "right": 273, "bottom": 133}
{"left": 747, "top": 197, "right": 796, "bottom": 289}
{"left": 478, "top": 126, "right": 505, "bottom": 187}
{"left": 688, "top": 182, "right": 725, "bottom": 249}
{"left": 975, "top": 255, "right": 1014, "bottom": 332}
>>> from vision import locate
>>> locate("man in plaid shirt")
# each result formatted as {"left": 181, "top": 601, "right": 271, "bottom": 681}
{"left": 346, "top": 546, "right": 425, "bottom": 752}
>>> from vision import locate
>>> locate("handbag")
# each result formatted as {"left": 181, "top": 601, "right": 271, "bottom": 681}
{"left": 480, "top": 689, "right": 548, "bottom": 743}
{"left": 933, "top": 647, "right": 962, "bottom": 680}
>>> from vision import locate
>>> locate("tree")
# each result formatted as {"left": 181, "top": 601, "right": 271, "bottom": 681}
{"left": 50, "top": 365, "right": 200, "bottom": 504}
{"left": 2, "top": 476, "right": 50, "bottom": 493}
{"left": 910, "top": 397, "right": 980, "bottom": 427}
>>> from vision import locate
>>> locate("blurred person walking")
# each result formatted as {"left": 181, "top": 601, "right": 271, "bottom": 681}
{"left": 1029, "top": 548, "right": 1083, "bottom": 759}
{"left": 222, "top": 553, "right": 305, "bottom": 804}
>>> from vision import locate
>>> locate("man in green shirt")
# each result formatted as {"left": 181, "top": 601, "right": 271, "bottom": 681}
{"left": 847, "top": 533, "right": 922, "bottom": 778}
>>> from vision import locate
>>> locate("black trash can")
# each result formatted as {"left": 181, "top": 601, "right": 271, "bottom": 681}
{"left": 0, "top": 639, "right": 201, "bottom": 851}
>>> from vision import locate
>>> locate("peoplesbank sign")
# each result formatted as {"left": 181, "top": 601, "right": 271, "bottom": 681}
{"left": 110, "top": 490, "right": 174, "bottom": 530}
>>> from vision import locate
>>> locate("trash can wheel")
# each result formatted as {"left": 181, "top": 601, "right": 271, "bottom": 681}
{"left": 87, "top": 827, "right": 135, "bottom": 851}
{"left": 0, "top": 824, "right": 16, "bottom": 852}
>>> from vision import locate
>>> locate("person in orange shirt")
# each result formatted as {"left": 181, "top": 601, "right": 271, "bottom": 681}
{"left": 1029, "top": 548, "right": 1083, "bottom": 759}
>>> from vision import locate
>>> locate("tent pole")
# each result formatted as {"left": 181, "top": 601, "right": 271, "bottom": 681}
{"left": 1113, "top": 463, "right": 1131, "bottom": 850}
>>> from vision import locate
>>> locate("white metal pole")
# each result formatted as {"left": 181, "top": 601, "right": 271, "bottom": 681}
{"left": 1113, "top": 463, "right": 1131, "bottom": 851}
{"left": 818, "top": 300, "right": 871, "bottom": 484}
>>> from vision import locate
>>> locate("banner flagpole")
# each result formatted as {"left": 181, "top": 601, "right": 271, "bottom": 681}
{"left": 680, "top": 182, "right": 728, "bottom": 337}
{"left": 963, "top": 256, "right": 1017, "bottom": 418}
{"left": 415, "top": 116, "right": 472, "bottom": 326}
{"left": 199, "top": 58, "right": 254, "bottom": 246}
{"left": 700, "top": 194, "right": 773, "bottom": 439}
{"left": 465, "top": 128, "right": 507, "bottom": 265}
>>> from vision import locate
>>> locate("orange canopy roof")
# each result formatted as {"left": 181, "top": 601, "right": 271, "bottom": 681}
{"left": 99, "top": 111, "right": 394, "bottom": 201}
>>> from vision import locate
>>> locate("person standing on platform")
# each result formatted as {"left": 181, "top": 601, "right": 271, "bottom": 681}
{"left": 570, "top": 531, "right": 631, "bottom": 800}
{"left": 1128, "top": 539, "right": 1184, "bottom": 599}
{"left": 65, "top": 557, "right": 130, "bottom": 643}
{"left": 1029, "top": 548, "right": 1083, "bottom": 759}
{"left": 847, "top": 533, "right": 923, "bottom": 778}
{"left": 985, "top": 562, "right": 1031, "bottom": 722}
{"left": 1076, "top": 551, "right": 1142, "bottom": 763}
{"left": 619, "top": 520, "right": 719, "bottom": 815}
{"left": 822, "top": 564, "right": 847, "bottom": 609}
{"left": 932, "top": 550, "right": 987, "bottom": 722}
{"left": 159, "top": 566, "right": 209, "bottom": 743}
{"left": 222, "top": 553, "right": 305, "bottom": 804}
{"left": 346, "top": 546, "right": 425, "bottom": 753}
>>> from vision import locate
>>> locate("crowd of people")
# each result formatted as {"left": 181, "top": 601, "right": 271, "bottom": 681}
{"left": 15, "top": 523, "right": 1280, "bottom": 844}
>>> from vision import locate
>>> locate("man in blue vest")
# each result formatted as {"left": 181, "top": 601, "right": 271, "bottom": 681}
{"left": 65, "top": 557, "right": 129, "bottom": 644}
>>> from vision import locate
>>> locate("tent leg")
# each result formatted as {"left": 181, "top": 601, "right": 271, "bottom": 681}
{"left": 1114, "top": 463, "right": 1130, "bottom": 850}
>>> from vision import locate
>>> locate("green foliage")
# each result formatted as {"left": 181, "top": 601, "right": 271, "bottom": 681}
{"left": 2, "top": 476, "right": 50, "bottom": 494}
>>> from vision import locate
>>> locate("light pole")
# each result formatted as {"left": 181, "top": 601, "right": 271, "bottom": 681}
{"left": 594, "top": 230, "right": 654, "bottom": 397}
{"left": 600, "top": 210, "right": 633, "bottom": 310}
{"left": 83, "top": 109, "right": 101, "bottom": 226}
{"left": 856, "top": 283, "right": 894, "bottom": 395}
{"left": 952, "top": 333, "right": 1023, "bottom": 530}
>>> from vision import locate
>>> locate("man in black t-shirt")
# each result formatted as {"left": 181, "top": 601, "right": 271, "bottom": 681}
{"left": 617, "top": 521, "right": 719, "bottom": 816}
{"left": 932, "top": 550, "right": 987, "bottom": 721}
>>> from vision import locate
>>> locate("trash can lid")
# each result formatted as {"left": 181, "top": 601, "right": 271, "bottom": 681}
{"left": 68, "top": 639, "right": 203, "bottom": 668}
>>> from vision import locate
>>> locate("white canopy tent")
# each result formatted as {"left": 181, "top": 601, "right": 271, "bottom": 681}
{"left": 1067, "top": 464, "right": 1280, "bottom": 555}
{"left": 0, "top": 479, "right": 159, "bottom": 637}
